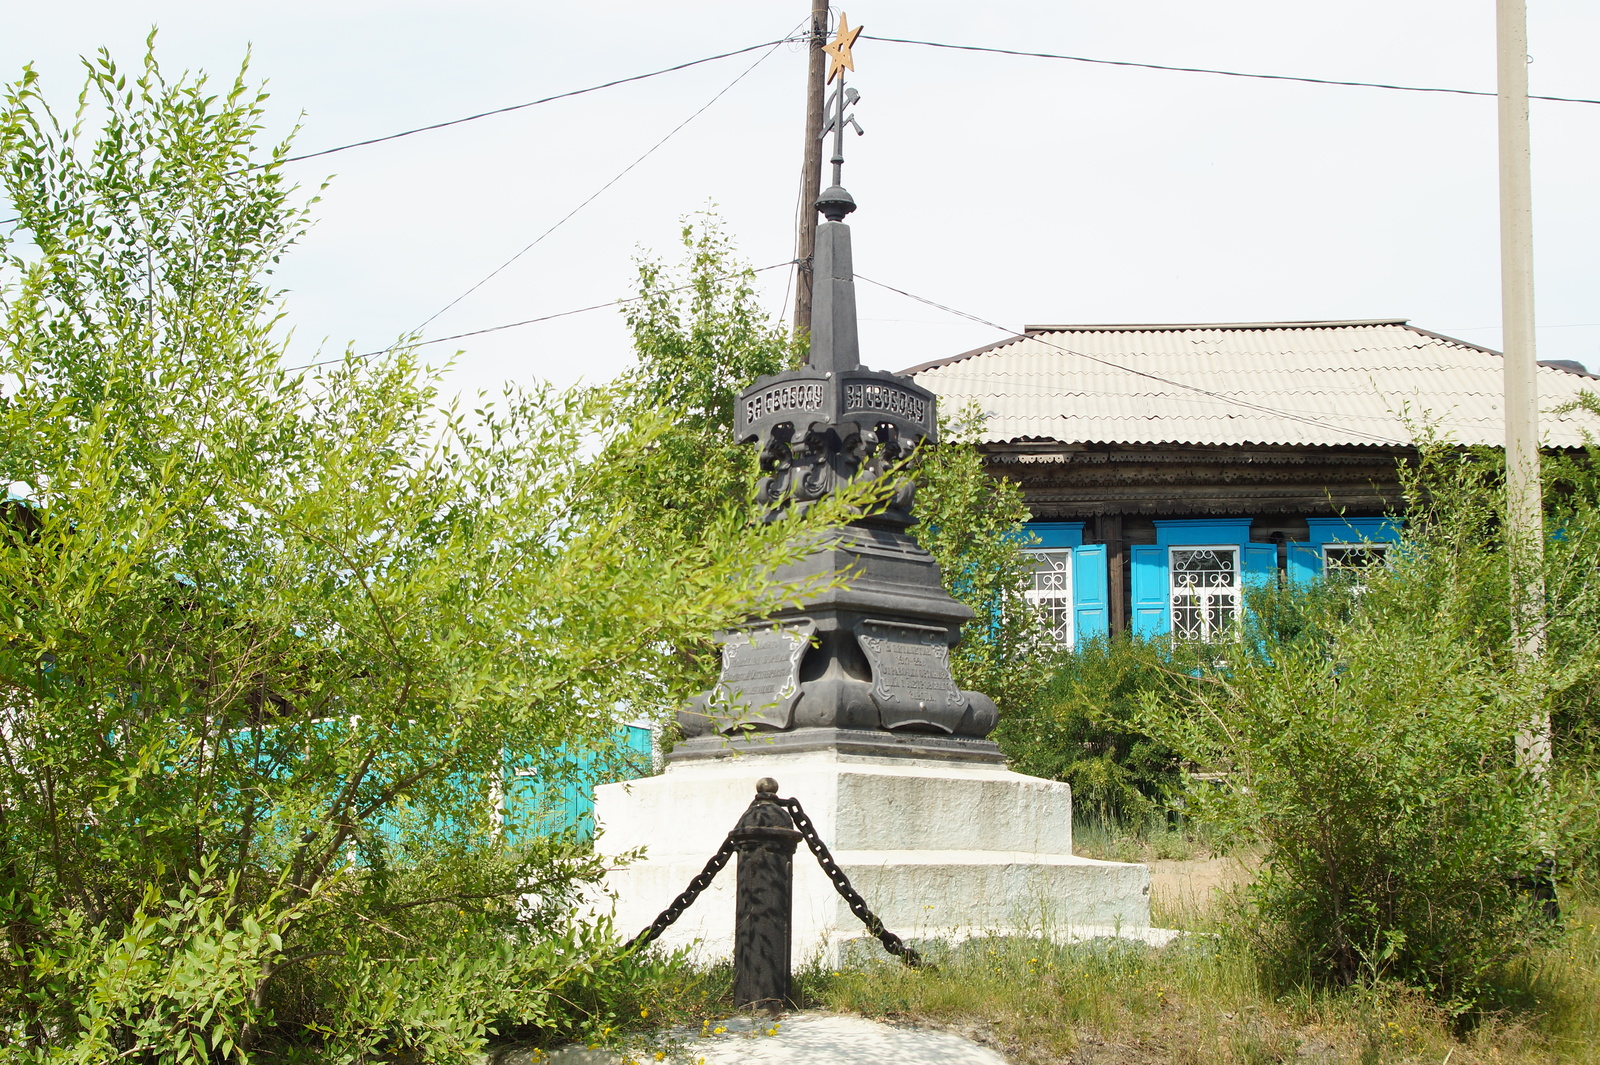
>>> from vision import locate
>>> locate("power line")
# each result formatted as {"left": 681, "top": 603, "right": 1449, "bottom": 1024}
{"left": 855, "top": 274, "right": 1397, "bottom": 443}
{"left": 0, "top": 35, "right": 806, "bottom": 229}
{"left": 862, "top": 34, "right": 1600, "bottom": 106}
{"left": 413, "top": 28, "right": 799, "bottom": 334}
{"left": 279, "top": 37, "right": 804, "bottom": 166}
{"left": 283, "top": 260, "right": 795, "bottom": 372}
{"left": 5, "top": 28, "right": 1593, "bottom": 238}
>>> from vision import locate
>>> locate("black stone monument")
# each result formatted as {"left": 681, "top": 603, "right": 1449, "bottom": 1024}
{"left": 675, "top": 81, "right": 1001, "bottom": 765}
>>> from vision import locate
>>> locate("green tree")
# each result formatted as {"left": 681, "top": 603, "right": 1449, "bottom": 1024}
{"left": 611, "top": 214, "right": 800, "bottom": 547}
{"left": 908, "top": 408, "right": 1052, "bottom": 717}
{"left": 0, "top": 48, "right": 864, "bottom": 1061}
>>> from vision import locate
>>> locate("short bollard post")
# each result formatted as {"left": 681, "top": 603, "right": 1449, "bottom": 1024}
{"left": 730, "top": 777, "right": 803, "bottom": 1010}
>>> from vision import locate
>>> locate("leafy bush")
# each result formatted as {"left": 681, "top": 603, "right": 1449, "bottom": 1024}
{"left": 0, "top": 45, "right": 877, "bottom": 1060}
{"left": 1141, "top": 444, "right": 1600, "bottom": 1010}
{"left": 996, "top": 635, "right": 1195, "bottom": 825}
{"left": 910, "top": 409, "right": 1053, "bottom": 717}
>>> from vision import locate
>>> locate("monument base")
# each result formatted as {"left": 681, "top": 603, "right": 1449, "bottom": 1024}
{"left": 591, "top": 738, "right": 1161, "bottom": 964}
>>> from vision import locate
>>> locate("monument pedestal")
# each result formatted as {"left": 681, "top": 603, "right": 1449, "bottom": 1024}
{"left": 593, "top": 738, "right": 1161, "bottom": 964}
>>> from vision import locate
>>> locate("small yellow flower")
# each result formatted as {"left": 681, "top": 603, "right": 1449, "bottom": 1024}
{"left": 640, "top": 1008, "right": 650, "bottom": 1018}
{"left": 655, "top": 1053, "right": 666, "bottom": 1062}
{"left": 713, "top": 1026, "right": 727, "bottom": 1035}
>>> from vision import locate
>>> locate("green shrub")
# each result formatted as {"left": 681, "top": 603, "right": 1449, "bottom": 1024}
{"left": 1141, "top": 444, "right": 1600, "bottom": 1010}
{"left": 997, "top": 635, "right": 1196, "bottom": 825}
{"left": 0, "top": 44, "right": 881, "bottom": 1060}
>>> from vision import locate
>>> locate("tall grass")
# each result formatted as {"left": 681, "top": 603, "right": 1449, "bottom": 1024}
{"left": 794, "top": 885, "right": 1600, "bottom": 1065}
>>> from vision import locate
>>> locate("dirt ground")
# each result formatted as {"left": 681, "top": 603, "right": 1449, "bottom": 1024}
{"left": 1145, "top": 855, "right": 1256, "bottom": 920}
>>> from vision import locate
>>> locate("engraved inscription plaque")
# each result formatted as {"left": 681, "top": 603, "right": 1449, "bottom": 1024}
{"left": 843, "top": 381, "right": 929, "bottom": 425}
{"left": 713, "top": 621, "right": 816, "bottom": 729}
{"left": 743, "top": 381, "right": 826, "bottom": 426}
{"left": 857, "top": 619, "right": 967, "bottom": 732}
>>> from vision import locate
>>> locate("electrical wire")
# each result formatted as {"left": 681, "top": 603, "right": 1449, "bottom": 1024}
{"left": 5, "top": 26, "right": 1594, "bottom": 235}
{"left": 854, "top": 273, "right": 1398, "bottom": 443}
{"left": 862, "top": 34, "right": 1600, "bottom": 106}
{"left": 282, "top": 260, "right": 795, "bottom": 372}
{"left": 412, "top": 26, "right": 800, "bottom": 335}
{"left": 279, "top": 37, "right": 805, "bottom": 166}
{"left": 0, "top": 36, "right": 806, "bottom": 229}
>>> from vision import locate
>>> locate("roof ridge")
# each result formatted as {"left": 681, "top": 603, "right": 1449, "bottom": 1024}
{"left": 1019, "top": 319, "right": 1410, "bottom": 332}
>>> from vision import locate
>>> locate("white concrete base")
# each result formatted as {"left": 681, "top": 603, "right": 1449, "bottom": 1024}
{"left": 590, "top": 746, "right": 1154, "bottom": 964}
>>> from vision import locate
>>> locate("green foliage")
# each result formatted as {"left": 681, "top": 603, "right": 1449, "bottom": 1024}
{"left": 0, "top": 47, "right": 866, "bottom": 1060}
{"left": 996, "top": 635, "right": 1195, "bottom": 824}
{"left": 577, "top": 217, "right": 803, "bottom": 717}
{"left": 608, "top": 214, "right": 800, "bottom": 547}
{"left": 1140, "top": 443, "right": 1600, "bottom": 1010}
{"left": 909, "top": 408, "right": 1052, "bottom": 717}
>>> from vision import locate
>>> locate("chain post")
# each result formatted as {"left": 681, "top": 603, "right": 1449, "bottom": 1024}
{"left": 730, "top": 777, "right": 804, "bottom": 1009}
{"left": 626, "top": 778, "right": 921, "bottom": 974}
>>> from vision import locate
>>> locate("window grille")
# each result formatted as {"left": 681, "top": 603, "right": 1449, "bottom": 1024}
{"left": 1323, "top": 542, "right": 1390, "bottom": 590}
{"left": 1169, "top": 546, "right": 1240, "bottom": 641}
{"left": 1323, "top": 543, "right": 1388, "bottom": 572}
{"left": 1023, "top": 548, "right": 1074, "bottom": 647}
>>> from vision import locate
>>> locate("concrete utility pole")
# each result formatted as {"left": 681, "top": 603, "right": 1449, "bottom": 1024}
{"left": 792, "top": 0, "right": 829, "bottom": 338}
{"left": 1496, "top": 0, "right": 1550, "bottom": 768}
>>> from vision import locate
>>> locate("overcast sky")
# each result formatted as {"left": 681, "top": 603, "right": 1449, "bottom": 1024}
{"left": 5, "top": 2, "right": 1598, "bottom": 398}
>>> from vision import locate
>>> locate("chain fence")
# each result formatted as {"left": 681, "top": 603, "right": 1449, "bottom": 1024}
{"left": 624, "top": 792, "right": 921, "bottom": 967}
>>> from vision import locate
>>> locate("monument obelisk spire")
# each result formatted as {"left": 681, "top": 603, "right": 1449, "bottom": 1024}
{"left": 678, "top": 14, "right": 998, "bottom": 749}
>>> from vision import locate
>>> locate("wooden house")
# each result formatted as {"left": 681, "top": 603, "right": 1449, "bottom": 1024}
{"left": 905, "top": 319, "right": 1599, "bottom": 643}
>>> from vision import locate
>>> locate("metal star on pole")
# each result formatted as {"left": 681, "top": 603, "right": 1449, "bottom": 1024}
{"left": 823, "top": 13, "right": 863, "bottom": 84}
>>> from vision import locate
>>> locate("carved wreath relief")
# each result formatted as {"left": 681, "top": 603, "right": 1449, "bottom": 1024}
{"left": 753, "top": 421, "right": 919, "bottom": 521}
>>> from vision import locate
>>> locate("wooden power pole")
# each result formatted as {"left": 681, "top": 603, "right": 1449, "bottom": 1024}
{"left": 1496, "top": 0, "right": 1550, "bottom": 768}
{"left": 792, "top": 0, "right": 829, "bottom": 338}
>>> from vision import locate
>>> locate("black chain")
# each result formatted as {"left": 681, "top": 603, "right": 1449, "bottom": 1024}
{"left": 624, "top": 835, "right": 737, "bottom": 951}
{"left": 623, "top": 794, "right": 921, "bottom": 968}
{"left": 779, "top": 796, "right": 923, "bottom": 968}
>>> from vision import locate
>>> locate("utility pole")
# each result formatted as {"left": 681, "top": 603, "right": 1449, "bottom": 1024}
{"left": 792, "top": 0, "right": 829, "bottom": 338}
{"left": 1496, "top": 0, "right": 1549, "bottom": 770}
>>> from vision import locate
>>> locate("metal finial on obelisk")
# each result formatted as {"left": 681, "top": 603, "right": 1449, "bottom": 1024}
{"left": 817, "top": 14, "right": 864, "bottom": 222}
{"left": 810, "top": 14, "right": 865, "bottom": 372}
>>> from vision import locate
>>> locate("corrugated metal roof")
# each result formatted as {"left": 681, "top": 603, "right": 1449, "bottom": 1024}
{"left": 903, "top": 320, "right": 1600, "bottom": 448}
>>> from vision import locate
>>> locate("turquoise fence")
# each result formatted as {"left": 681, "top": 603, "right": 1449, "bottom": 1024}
{"left": 501, "top": 725, "right": 654, "bottom": 842}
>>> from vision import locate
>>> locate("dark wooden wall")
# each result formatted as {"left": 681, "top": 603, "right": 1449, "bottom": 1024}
{"left": 983, "top": 443, "right": 1414, "bottom": 634}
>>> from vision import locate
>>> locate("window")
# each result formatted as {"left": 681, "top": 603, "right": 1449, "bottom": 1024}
{"left": 1024, "top": 548, "right": 1074, "bottom": 647}
{"left": 1322, "top": 542, "right": 1390, "bottom": 590}
{"left": 1169, "top": 546, "right": 1240, "bottom": 641}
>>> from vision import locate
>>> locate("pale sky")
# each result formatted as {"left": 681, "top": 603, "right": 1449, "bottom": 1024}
{"left": 5, "top": 2, "right": 1598, "bottom": 399}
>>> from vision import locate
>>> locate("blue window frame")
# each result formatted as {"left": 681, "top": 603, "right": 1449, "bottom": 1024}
{"left": 1130, "top": 520, "right": 1275, "bottom": 638}
{"left": 1022, "top": 521, "right": 1108, "bottom": 647}
{"left": 1288, "top": 517, "right": 1403, "bottom": 587}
